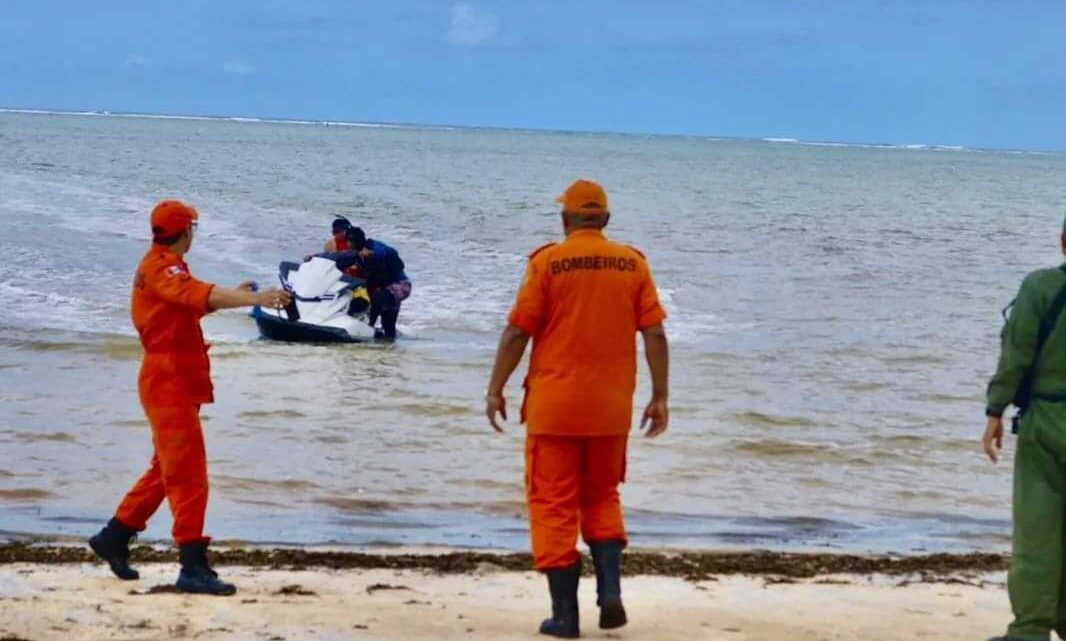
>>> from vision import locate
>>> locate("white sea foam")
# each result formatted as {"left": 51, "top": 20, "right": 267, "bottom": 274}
{"left": 759, "top": 135, "right": 975, "bottom": 153}
{"left": 0, "top": 108, "right": 406, "bottom": 131}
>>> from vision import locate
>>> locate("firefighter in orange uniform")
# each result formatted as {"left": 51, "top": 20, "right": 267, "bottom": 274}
{"left": 89, "top": 200, "right": 290, "bottom": 596}
{"left": 486, "top": 179, "right": 670, "bottom": 637}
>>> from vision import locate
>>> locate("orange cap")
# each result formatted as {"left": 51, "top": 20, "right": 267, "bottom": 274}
{"left": 556, "top": 179, "right": 608, "bottom": 216}
{"left": 150, "top": 200, "right": 198, "bottom": 239}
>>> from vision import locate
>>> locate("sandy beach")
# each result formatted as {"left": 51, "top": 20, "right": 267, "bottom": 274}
{"left": 0, "top": 544, "right": 1013, "bottom": 641}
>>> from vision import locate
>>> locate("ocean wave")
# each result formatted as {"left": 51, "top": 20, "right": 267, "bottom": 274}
{"left": 213, "top": 475, "right": 321, "bottom": 493}
{"left": 727, "top": 411, "right": 818, "bottom": 428}
{"left": 319, "top": 121, "right": 402, "bottom": 129}
{"left": 2, "top": 109, "right": 1060, "bottom": 156}
{"left": 0, "top": 488, "right": 53, "bottom": 501}
{"left": 313, "top": 496, "right": 397, "bottom": 513}
{"left": 9, "top": 431, "right": 79, "bottom": 444}
{"left": 0, "top": 108, "right": 216, "bottom": 122}
{"left": 237, "top": 409, "right": 308, "bottom": 420}
{"left": 756, "top": 135, "right": 974, "bottom": 153}
{"left": 726, "top": 438, "right": 881, "bottom": 465}
{"left": 0, "top": 280, "right": 129, "bottom": 337}
{"left": 0, "top": 280, "right": 90, "bottom": 310}
{"left": 1, "top": 172, "right": 155, "bottom": 240}
{"left": 0, "top": 108, "right": 408, "bottom": 131}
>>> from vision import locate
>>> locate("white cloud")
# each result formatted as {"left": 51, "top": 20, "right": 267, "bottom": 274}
{"left": 447, "top": 2, "right": 499, "bottom": 47}
{"left": 223, "top": 61, "right": 255, "bottom": 76}
{"left": 123, "top": 54, "right": 152, "bottom": 69}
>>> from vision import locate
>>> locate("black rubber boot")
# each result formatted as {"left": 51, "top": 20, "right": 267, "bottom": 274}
{"left": 539, "top": 562, "right": 580, "bottom": 638}
{"left": 88, "top": 517, "right": 140, "bottom": 580}
{"left": 175, "top": 542, "right": 236, "bottom": 596}
{"left": 590, "top": 541, "right": 627, "bottom": 629}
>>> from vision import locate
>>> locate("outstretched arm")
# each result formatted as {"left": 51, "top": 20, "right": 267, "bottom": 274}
{"left": 208, "top": 282, "right": 290, "bottom": 312}
{"left": 485, "top": 324, "right": 531, "bottom": 432}
{"left": 150, "top": 266, "right": 288, "bottom": 315}
{"left": 312, "top": 251, "right": 362, "bottom": 271}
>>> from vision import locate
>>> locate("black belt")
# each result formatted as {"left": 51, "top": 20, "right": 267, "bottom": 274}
{"left": 1014, "top": 392, "right": 1066, "bottom": 434}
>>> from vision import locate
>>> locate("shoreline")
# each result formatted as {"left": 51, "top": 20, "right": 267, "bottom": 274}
{"left": 0, "top": 542, "right": 1007, "bottom": 581}
{"left": 0, "top": 552, "right": 1011, "bottom": 641}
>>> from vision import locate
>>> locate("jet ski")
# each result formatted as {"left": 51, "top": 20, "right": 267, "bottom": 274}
{"left": 253, "top": 258, "right": 377, "bottom": 343}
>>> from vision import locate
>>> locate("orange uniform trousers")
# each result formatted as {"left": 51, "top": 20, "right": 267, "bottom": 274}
{"left": 525, "top": 435, "right": 628, "bottom": 570}
{"left": 115, "top": 405, "right": 210, "bottom": 545}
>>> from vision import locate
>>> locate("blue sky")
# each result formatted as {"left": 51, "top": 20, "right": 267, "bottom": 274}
{"left": 2, "top": 1, "right": 1064, "bottom": 150}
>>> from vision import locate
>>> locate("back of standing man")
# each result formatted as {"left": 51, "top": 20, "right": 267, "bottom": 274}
{"left": 486, "top": 179, "right": 670, "bottom": 638}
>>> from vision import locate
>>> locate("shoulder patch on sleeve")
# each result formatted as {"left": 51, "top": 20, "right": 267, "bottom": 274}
{"left": 528, "top": 242, "right": 557, "bottom": 260}
{"left": 149, "top": 255, "right": 190, "bottom": 281}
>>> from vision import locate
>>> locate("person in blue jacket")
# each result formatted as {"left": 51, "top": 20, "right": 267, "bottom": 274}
{"left": 316, "top": 226, "right": 411, "bottom": 340}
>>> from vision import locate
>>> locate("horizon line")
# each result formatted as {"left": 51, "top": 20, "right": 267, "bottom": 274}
{"left": 1, "top": 106, "right": 1061, "bottom": 157}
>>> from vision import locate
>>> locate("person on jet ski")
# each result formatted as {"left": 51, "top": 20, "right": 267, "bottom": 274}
{"left": 324, "top": 216, "right": 352, "bottom": 252}
{"left": 314, "top": 226, "right": 411, "bottom": 341}
{"left": 316, "top": 216, "right": 365, "bottom": 279}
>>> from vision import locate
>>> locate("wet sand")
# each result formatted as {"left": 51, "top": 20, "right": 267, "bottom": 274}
{"left": 0, "top": 544, "right": 1013, "bottom": 640}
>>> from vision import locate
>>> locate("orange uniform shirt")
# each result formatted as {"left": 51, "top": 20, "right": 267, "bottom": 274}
{"left": 131, "top": 247, "right": 216, "bottom": 407}
{"left": 509, "top": 228, "right": 667, "bottom": 436}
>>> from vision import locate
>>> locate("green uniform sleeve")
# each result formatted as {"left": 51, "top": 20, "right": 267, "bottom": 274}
{"left": 986, "top": 274, "right": 1045, "bottom": 416}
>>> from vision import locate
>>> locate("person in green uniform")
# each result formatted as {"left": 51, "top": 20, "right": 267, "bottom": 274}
{"left": 984, "top": 220, "right": 1066, "bottom": 641}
